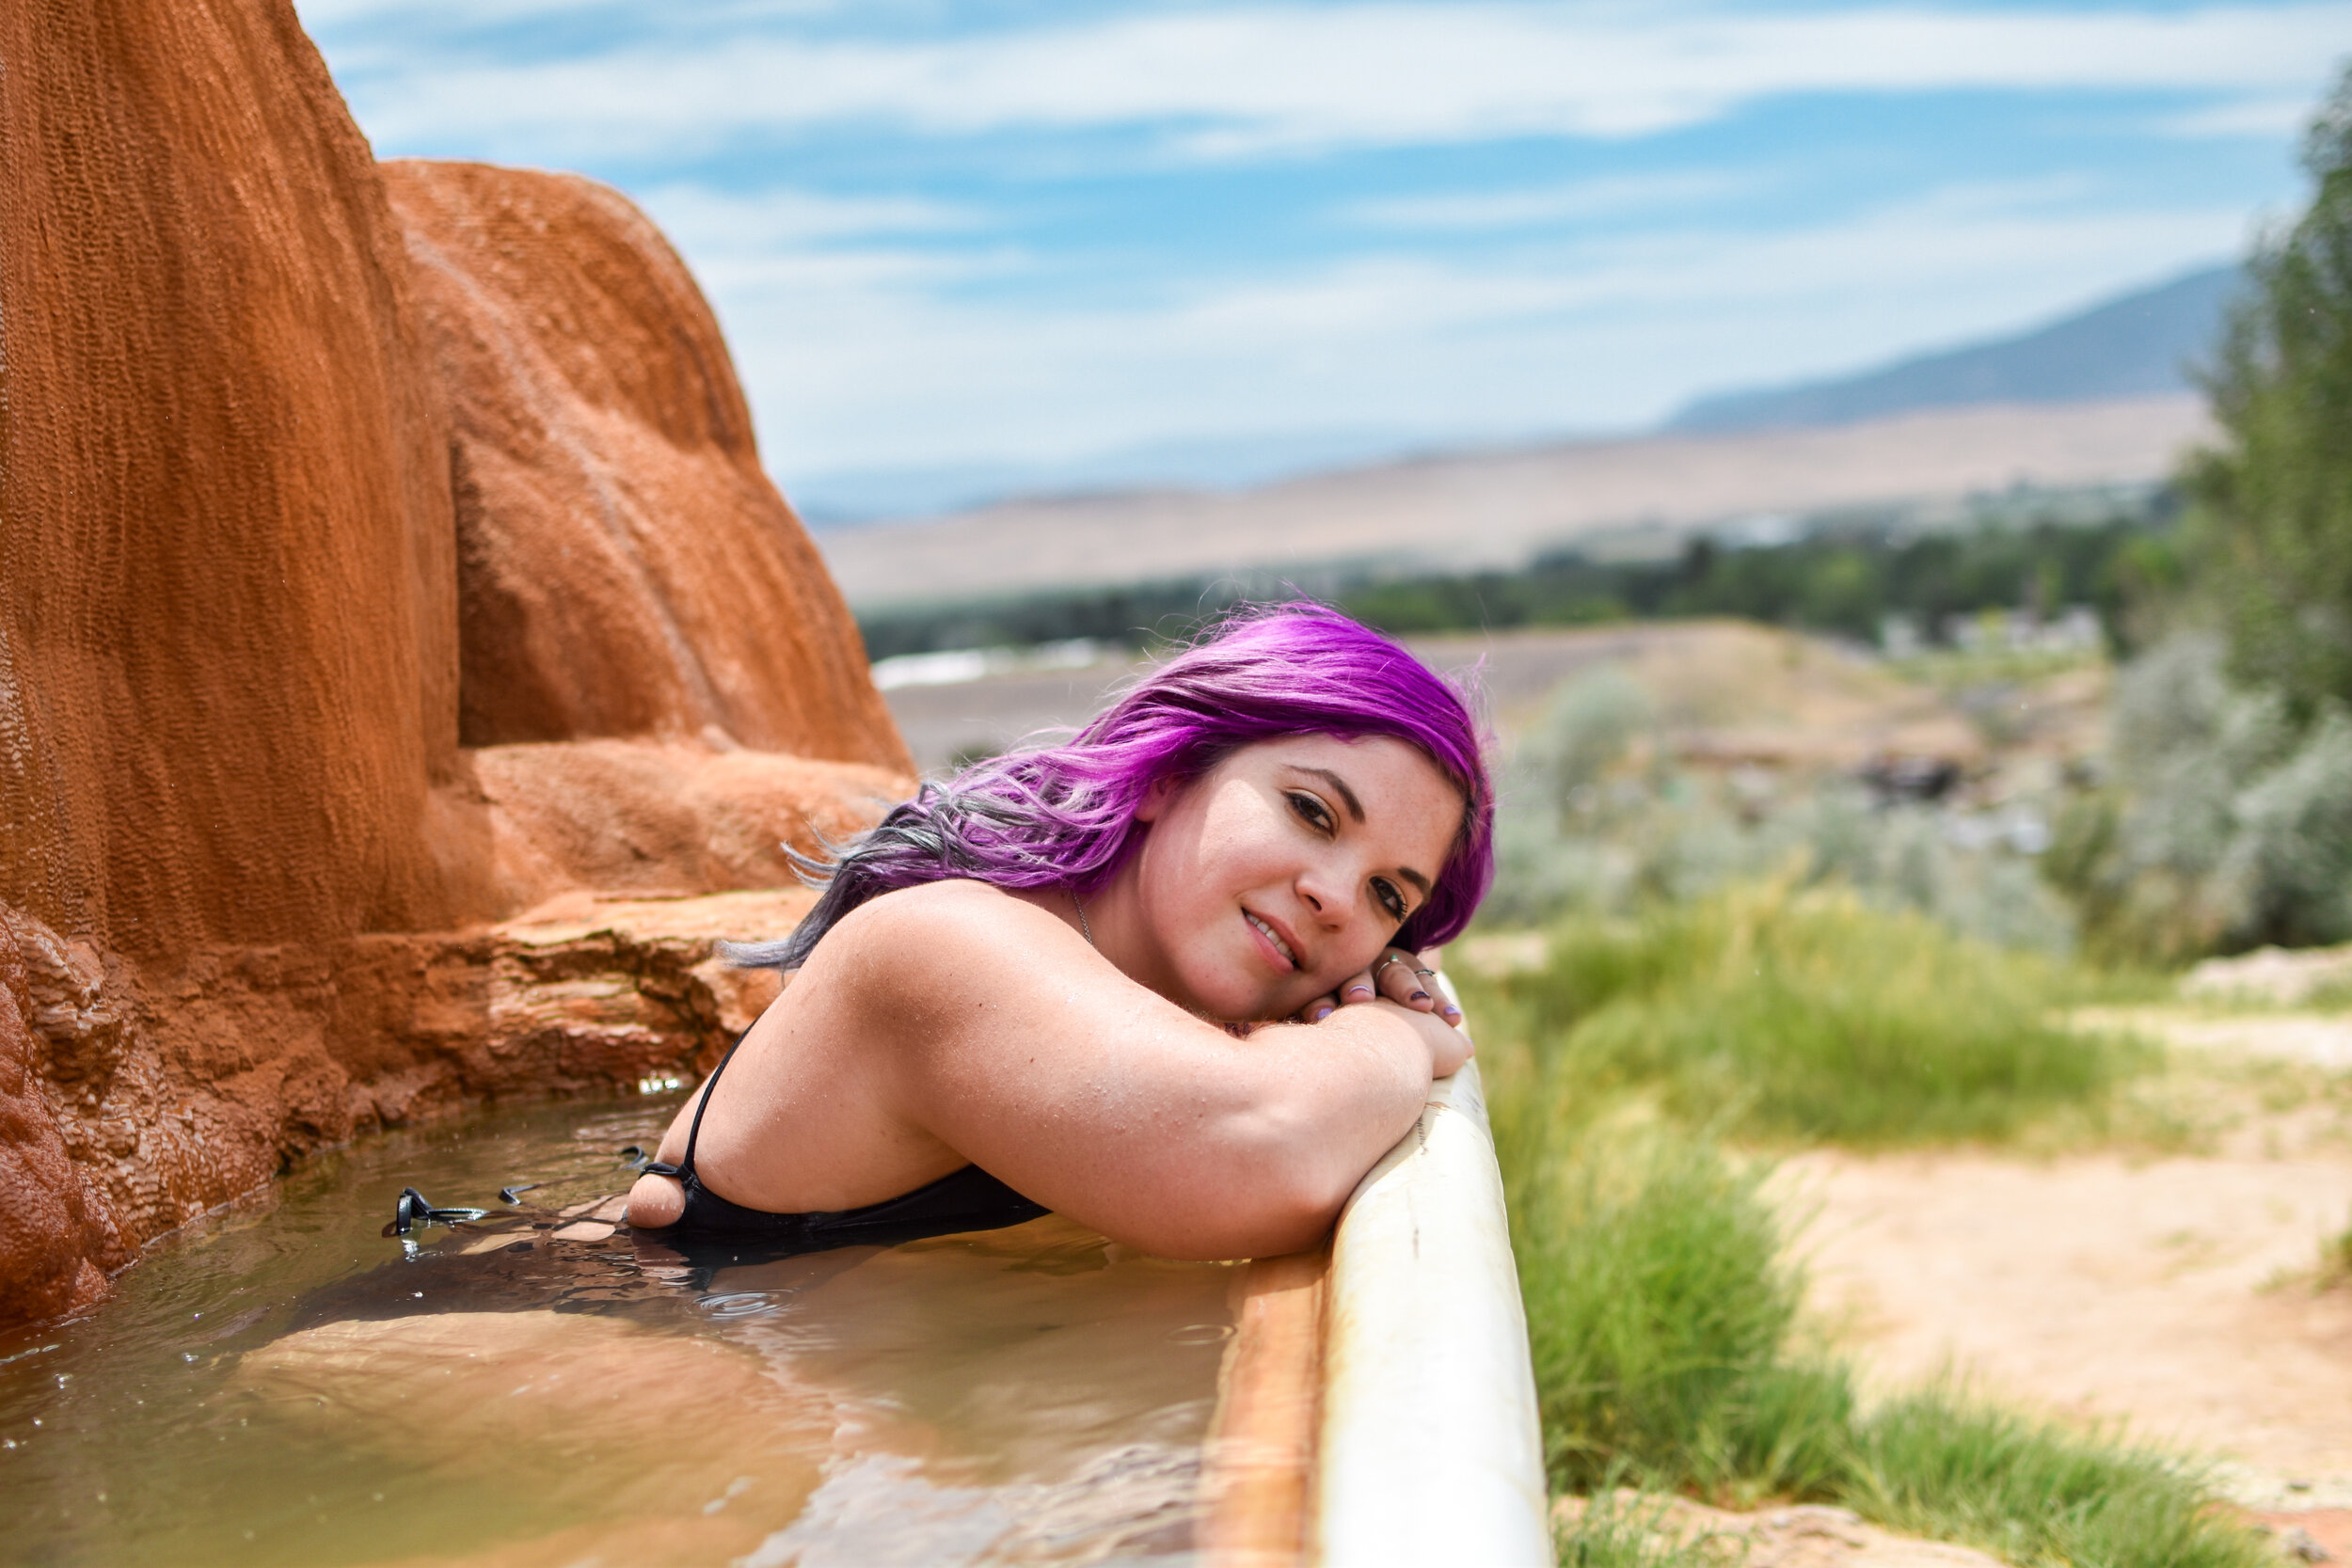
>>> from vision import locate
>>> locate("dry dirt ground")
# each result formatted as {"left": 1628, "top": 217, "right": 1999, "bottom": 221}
{"left": 1554, "top": 1495, "right": 2010, "bottom": 1567}
{"left": 1781, "top": 1007, "right": 2352, "bottom": 1477}
{"left": 1776, "top": 1015, "right": 2352, "bottom": 1563}
{"left": 1547, "top": 1004, "right": 2352, "bottom": 1564}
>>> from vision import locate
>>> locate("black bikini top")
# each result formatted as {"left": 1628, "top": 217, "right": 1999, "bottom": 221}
{"left": 636, "top": 1037, "right": 1048, "bottom": 1253}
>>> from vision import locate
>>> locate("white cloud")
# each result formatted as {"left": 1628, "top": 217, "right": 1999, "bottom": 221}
{"left": 298, "top": 0, "right": 585, "bottom": 22}
{"left": 1341, "top": 171, "right": 1751, "bottom": 230}
{"left": 299, "top": 3, "right": 2314, "bottom": 482}
{"left": 695, "top": 179, "right": 2251, "bottom": 478}
{"left": 328, "top": 3, "right": 2352, "bottom": 162}
{"left": 2164, "top": 93, "right": 2329, "bottom": 136}
{"left": 638, "top": 184, "right": 977, "bottom": 246}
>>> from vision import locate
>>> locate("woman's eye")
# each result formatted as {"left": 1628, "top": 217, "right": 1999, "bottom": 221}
{"left": 1373, "top": 879, "right": 1406, "bottom": 922}
{"left": 1287, "top": 791, "right": 1335, "bottom": 834}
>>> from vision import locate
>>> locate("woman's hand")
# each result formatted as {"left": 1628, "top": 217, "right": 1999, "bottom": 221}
{"left": 1382, "top": 993, "right": 1474, "bottom": 1080}
{"left": 1296, "top": 946, "right": 1462, "bottom": 1029}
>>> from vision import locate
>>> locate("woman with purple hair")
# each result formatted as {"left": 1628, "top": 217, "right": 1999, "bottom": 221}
{"left": 625, "top": 605, "right": 1495, "bottom": 1261}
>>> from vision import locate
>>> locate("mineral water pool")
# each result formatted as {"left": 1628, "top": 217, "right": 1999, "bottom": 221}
{"left": 0, "top": 1096, "right": 1238, "bottom": 1566}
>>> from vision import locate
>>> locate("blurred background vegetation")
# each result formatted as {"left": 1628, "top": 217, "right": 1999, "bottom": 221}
{"left": 859, "top": 487, "right": 2172, "bottom": 663}
{"left": 1493, "top": 64, "right": 2352, "bottom": 1561}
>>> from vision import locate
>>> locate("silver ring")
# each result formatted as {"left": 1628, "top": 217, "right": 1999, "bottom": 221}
{"left": 1373, "top": 952, "right": 1410, "bottom": 976}
{"left": 1412, "top": 967, "right": 1436, "bottom": 978}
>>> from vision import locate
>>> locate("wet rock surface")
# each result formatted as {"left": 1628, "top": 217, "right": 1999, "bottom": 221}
{"left": 465, "top": 739, "right": 900, "bottom": 912}
{"left": 0, "top": 926, "right": 132, "bottom": 1323}
{"left": 0, "top": 893, "right": 818, "bottom": 1326}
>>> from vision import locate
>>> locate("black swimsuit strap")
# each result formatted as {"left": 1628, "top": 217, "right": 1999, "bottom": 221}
{"left": 650, "top": 1037, "right": 746, "bottom": 1180}
{"left": 630, "top": 1031, "right": 1052, "bottom": 1250}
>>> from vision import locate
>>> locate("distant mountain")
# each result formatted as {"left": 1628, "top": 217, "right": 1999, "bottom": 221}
{"left": 787, "top": 425, "right": 1443, "bottom": 526}
{"left": 1667, "top": 263, "right": 2241, "bottom": 435}
{"left": 794, "top": 263, "right": 2239, "bottom": 525}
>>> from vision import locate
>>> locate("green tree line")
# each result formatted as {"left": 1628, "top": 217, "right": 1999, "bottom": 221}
{"left": 857, "top": 497, "right": 2177, "bottom": 661}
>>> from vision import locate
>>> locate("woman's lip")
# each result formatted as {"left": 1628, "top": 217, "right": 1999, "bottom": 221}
{"left": 1243, "top": 910, "right": 1297, "bottom": 973}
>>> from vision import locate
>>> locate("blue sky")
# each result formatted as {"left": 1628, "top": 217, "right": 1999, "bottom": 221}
{"left": 297, "top": 1, "right": 2350, "bottom": 504}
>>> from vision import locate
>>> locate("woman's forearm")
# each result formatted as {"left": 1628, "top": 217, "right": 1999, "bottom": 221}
{"left": 1173, "top": 1001, "right": 1458, "bottom": 1255}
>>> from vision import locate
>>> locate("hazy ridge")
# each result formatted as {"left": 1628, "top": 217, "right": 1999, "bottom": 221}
{"left": 817, "top": 397, "right": 2208, "bottom": 610}
{"left": 1668, "top": 263, "right": 2239, "bottom": 434}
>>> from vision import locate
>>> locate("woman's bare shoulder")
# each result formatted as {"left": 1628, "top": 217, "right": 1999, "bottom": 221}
{"left": 796, "top": 879, "right": 1131, "bottom": 1100}
{"left": 808, "top": 881, "right": 1077, "bottom": 1001}
{"left": 830, "top": 878, "right": 1061, "bottom": 944}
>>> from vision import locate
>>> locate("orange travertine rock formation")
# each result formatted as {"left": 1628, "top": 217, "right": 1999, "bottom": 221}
{"left": 384, "top": 160, "right": 907, "bottom": 768}
{"left": 0, "top": 0, "right": 469, "bottom": 961}
{"left": 0, "top": 0, "right": 909, "bottom": 1327}
{"left": 468, "top": 741, "right": 898, "bottom": 911}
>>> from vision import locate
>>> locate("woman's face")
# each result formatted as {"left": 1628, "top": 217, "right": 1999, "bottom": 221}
{"left": 1117, "top": 733, "right": 1465, "bottom": 1022}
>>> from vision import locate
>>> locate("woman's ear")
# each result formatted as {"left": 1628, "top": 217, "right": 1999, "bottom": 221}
{"left": 1135, "top": 773, "right": 1183, "bottom": 823}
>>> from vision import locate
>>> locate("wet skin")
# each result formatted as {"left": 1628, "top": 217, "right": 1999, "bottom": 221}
{"left": 627, "top": 735, "right": 1471, "bottom": 1261}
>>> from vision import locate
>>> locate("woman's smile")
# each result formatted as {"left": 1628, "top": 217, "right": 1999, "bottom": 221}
{"left": 1244, "top": 908, "right": 1300, "bottom": 971}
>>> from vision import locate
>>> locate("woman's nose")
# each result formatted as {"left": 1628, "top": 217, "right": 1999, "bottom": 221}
{"left": 1296, "top": 871, "right": 1344, "bottom": 927}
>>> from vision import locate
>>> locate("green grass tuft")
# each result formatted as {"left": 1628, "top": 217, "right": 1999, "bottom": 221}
{"left": 1495, "top": 1112, "right": 2270, "bottom": 1564}
{"left": 1470, "top": 879, "right": 2152, "bottom": 1147}
{"left": 1498, "top": 1108, "right": 1849, "bottom": 1499}
{"left": 1848, "top": 1391, "right": 2269, "bottom": 1568}
{"left": 1473, "top": 915, "right": 2270, "bottom": 1566}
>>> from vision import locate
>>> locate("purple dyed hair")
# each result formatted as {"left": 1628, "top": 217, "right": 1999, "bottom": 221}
{"left": 729, "top": 604, "right": 1494, "bottom": 974}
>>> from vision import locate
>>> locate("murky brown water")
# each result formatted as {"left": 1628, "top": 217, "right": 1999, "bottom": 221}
{"left": 0, "top": 1097, "right": 1235, "bottom": 1566}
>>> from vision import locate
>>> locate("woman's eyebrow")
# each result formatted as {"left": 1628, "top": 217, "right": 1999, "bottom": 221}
{"left": 1296, "top": 764, "right": 1434, "bottom": 901}
{"left": 1296, "top": 767, "right": 1365, "bottom": 823}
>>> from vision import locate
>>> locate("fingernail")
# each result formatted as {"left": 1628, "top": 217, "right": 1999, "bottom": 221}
{"left": 1311, "top": 1005, "right": 1334, "bottom": 1022}
{"left": 1443, "top": 1006, "right": 1462, "bottom": 1021}
{"left": 1345, "top": 985, "right": 1371, "bottom": 998}
{"left": 1409, "top": 990, "right": 1429, "bottom": 1004}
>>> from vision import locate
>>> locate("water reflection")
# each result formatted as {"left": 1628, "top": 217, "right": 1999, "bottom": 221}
{"left": 0, "top": 1099, "right": 1234, "bottom": 1565}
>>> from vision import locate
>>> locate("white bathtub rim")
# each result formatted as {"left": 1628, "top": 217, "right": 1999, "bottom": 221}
{"left": 1311, "top": 1015, "right": 1551, "bottom": 1566}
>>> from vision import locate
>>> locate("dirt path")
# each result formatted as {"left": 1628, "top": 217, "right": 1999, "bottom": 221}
{"left": 1781, "top": 1015, "right": 2352, "bottom": 1501}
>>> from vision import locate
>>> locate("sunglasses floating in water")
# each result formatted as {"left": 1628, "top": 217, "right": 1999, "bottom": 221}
{"left": 382, "top": 1186, "right": 490, "bottom": 1237}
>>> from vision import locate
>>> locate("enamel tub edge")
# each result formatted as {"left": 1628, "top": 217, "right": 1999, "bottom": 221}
{"left": 1311, "top": 1014, "right": 1552, "bottom": 1564}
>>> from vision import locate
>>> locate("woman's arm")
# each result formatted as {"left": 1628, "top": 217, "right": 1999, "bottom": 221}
{"left": 823, "top": 880, "right": 1468, "bottom": 1260}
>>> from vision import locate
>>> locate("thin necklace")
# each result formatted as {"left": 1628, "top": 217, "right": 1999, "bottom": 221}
{"left": 1075, "top": 896, "right": 1095, "bottom": 948}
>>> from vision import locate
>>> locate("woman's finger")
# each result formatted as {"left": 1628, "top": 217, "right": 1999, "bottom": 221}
{"left": 1420, "top": 946, "right": 1466, "bottom": 1027}
{"left": 1373, "top": 947, "right": 1436, "bottom": 1009}
{"left": 1336, "top": 967, "right": 1379, "bottom": 1007}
